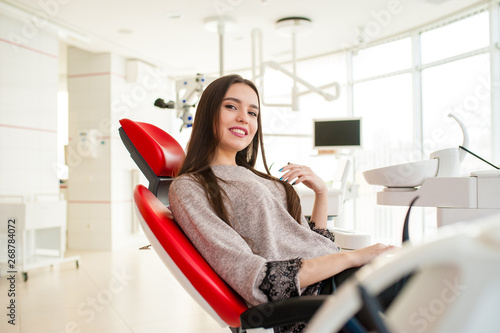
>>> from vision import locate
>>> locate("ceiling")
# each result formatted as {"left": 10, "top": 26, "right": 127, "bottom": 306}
{"left": 3, "top": 0, "right": 485, "bottom": 77}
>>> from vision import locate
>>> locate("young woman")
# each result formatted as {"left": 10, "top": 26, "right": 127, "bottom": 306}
{"left": 168, "top": 74, "right": 395, "bottom": 332}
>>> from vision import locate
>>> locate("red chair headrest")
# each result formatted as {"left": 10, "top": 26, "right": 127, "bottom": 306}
{"left": 119, "top": 119, "right": 185, "bottom": 177}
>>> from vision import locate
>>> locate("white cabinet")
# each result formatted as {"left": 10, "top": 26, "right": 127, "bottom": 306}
{"left": 0, "top": 197, "right": 79, "bottom": 281}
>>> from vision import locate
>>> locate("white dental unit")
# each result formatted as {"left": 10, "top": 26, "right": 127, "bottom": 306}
{"left": 363, "top": 114, "right": 500, "bottom": 227}
{"left": 305, "top": 115, "right": 500, "bottom": 333}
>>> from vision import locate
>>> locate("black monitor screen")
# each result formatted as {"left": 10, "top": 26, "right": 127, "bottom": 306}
{"left": 314, "top": 118, "right": 361, "bottom": 148}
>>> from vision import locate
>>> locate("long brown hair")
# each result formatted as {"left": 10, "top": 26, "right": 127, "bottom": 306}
{"left": 178, "top": 74, "right": 302, "bottom": 226}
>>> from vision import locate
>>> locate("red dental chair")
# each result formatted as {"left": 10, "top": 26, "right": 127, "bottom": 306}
{"left": 118, "top": 118, "right": 329, "bottom": 332}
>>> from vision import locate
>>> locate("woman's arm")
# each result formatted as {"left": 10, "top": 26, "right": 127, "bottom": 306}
{"left": 280, "top": 163, "right": 329, "bottom": 228}
{"left": 310, "top": 190, "right": 328, "bottom": 229}
{"left": 298, "top": 243, "right": 394, "bottom": 288}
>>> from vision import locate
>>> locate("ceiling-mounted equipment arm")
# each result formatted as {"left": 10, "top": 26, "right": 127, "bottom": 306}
{"left": 251, "top": 20, "right": 340, "bottom": 111}
{"left": 266, "top": 60, "right": 339, "bottom": 102}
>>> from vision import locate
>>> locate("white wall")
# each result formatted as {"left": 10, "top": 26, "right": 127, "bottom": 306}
{"left": 66, "top": 48, "right": 173, "bottom": 250}
{"left": 0, "top": 14, "right": 59, "bottom": 198}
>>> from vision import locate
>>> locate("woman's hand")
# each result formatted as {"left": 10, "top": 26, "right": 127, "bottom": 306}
{"left": 348, "top": 243, "right": 395, "bottom": 267}
{"left": 279, "top": 163, "right": 328, "bottom": 195}
{"left": 280, "top": 163, "right": 329, "bottom": 228}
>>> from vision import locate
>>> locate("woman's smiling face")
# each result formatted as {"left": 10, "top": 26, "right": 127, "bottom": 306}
{"left": 213, "top": 83, "right": 259, "bottom": 165}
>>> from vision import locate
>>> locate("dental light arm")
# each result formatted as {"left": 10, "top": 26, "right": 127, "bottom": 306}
{"left": 154, "top": 74, "right": 215, "bottom": 132}
{"left": 175, "top": 74, "right": 216, "bottom": 131}
{"left": 175, "top": 75, "right": 203, "bottom": 131}
{"left": 154, "top": 98, "right": 175, "bottom": 109}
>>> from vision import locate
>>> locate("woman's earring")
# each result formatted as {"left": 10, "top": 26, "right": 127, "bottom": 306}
{"left": 246, "top": 141, "right": 253, "bottom": 162}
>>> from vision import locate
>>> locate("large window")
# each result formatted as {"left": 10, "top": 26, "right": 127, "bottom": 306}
{"left": 251, "top": 7, "right": 495, "bottom": 245}
{"left": 353, "top": 72, "right": 414, "bottom": 243}
{"left": 421, "top": 11, "right": 489, "bottom": 64}
{"left": 349, "top": 10, "right": 494, "bottom": 244}
{"left": 422, "top": 54, "right": 491, "bottom": 173}
{"left": 353, "top": 38, "right": 412, "bottom": 80}
{"left": 420, "top": 9, "right": 492, "bottom": 173}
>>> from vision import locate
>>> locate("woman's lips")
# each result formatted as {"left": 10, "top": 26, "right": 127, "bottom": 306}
{"left": 229, "top": 127, "right": 248, "bottom": 137}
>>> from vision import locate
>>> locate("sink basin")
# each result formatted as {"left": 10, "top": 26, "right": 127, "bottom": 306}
{"left": 362, "top": 159, "right": 439, "bottom": 188}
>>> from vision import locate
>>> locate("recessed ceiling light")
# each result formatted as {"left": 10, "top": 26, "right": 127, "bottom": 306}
{"left": 165, "top": 12, "right": 183, "bottom": 19}
{"left": 118, "top": 29, "right": 133, "bottom": 34}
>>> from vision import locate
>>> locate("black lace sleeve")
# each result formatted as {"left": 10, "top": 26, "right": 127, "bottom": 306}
{"left": 258, "top": 259, "right": 302, "bottom": 301}
{"left": 309, "top": 221, "right": 335, "bottom": 243}
{"left": 259, "top": 259, "right": 324, "bottom": 333}
{"left": 258, "top": 258, "right": 323, "bottom": 299}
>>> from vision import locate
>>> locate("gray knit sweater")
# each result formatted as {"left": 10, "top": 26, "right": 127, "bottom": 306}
{"left": 169, "top": 165, "right": 339, "bottom": 306}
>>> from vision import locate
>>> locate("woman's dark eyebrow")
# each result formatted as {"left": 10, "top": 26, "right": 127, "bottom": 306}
{"left": 223, "top": 97, "right": 259, "bottom": 111}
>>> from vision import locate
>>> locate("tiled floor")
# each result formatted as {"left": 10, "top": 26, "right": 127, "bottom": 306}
{"left": 0, "top": 236, "right": 228, "bottom": 333}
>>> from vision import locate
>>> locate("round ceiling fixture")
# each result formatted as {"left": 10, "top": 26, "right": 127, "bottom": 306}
{"left": 275, "top": 17, "right": 312, "bottom": 37}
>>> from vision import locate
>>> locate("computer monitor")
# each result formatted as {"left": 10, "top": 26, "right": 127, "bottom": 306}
{"left": 313, "top": 118, "right": 361, "bottom": 150}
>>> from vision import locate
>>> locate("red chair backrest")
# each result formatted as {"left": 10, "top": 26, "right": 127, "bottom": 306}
{"left": 134, "top": 185, "right": 248, "bottom": 327}
{"left": 119, "top": 118, "right": 184, "bottom": 177}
